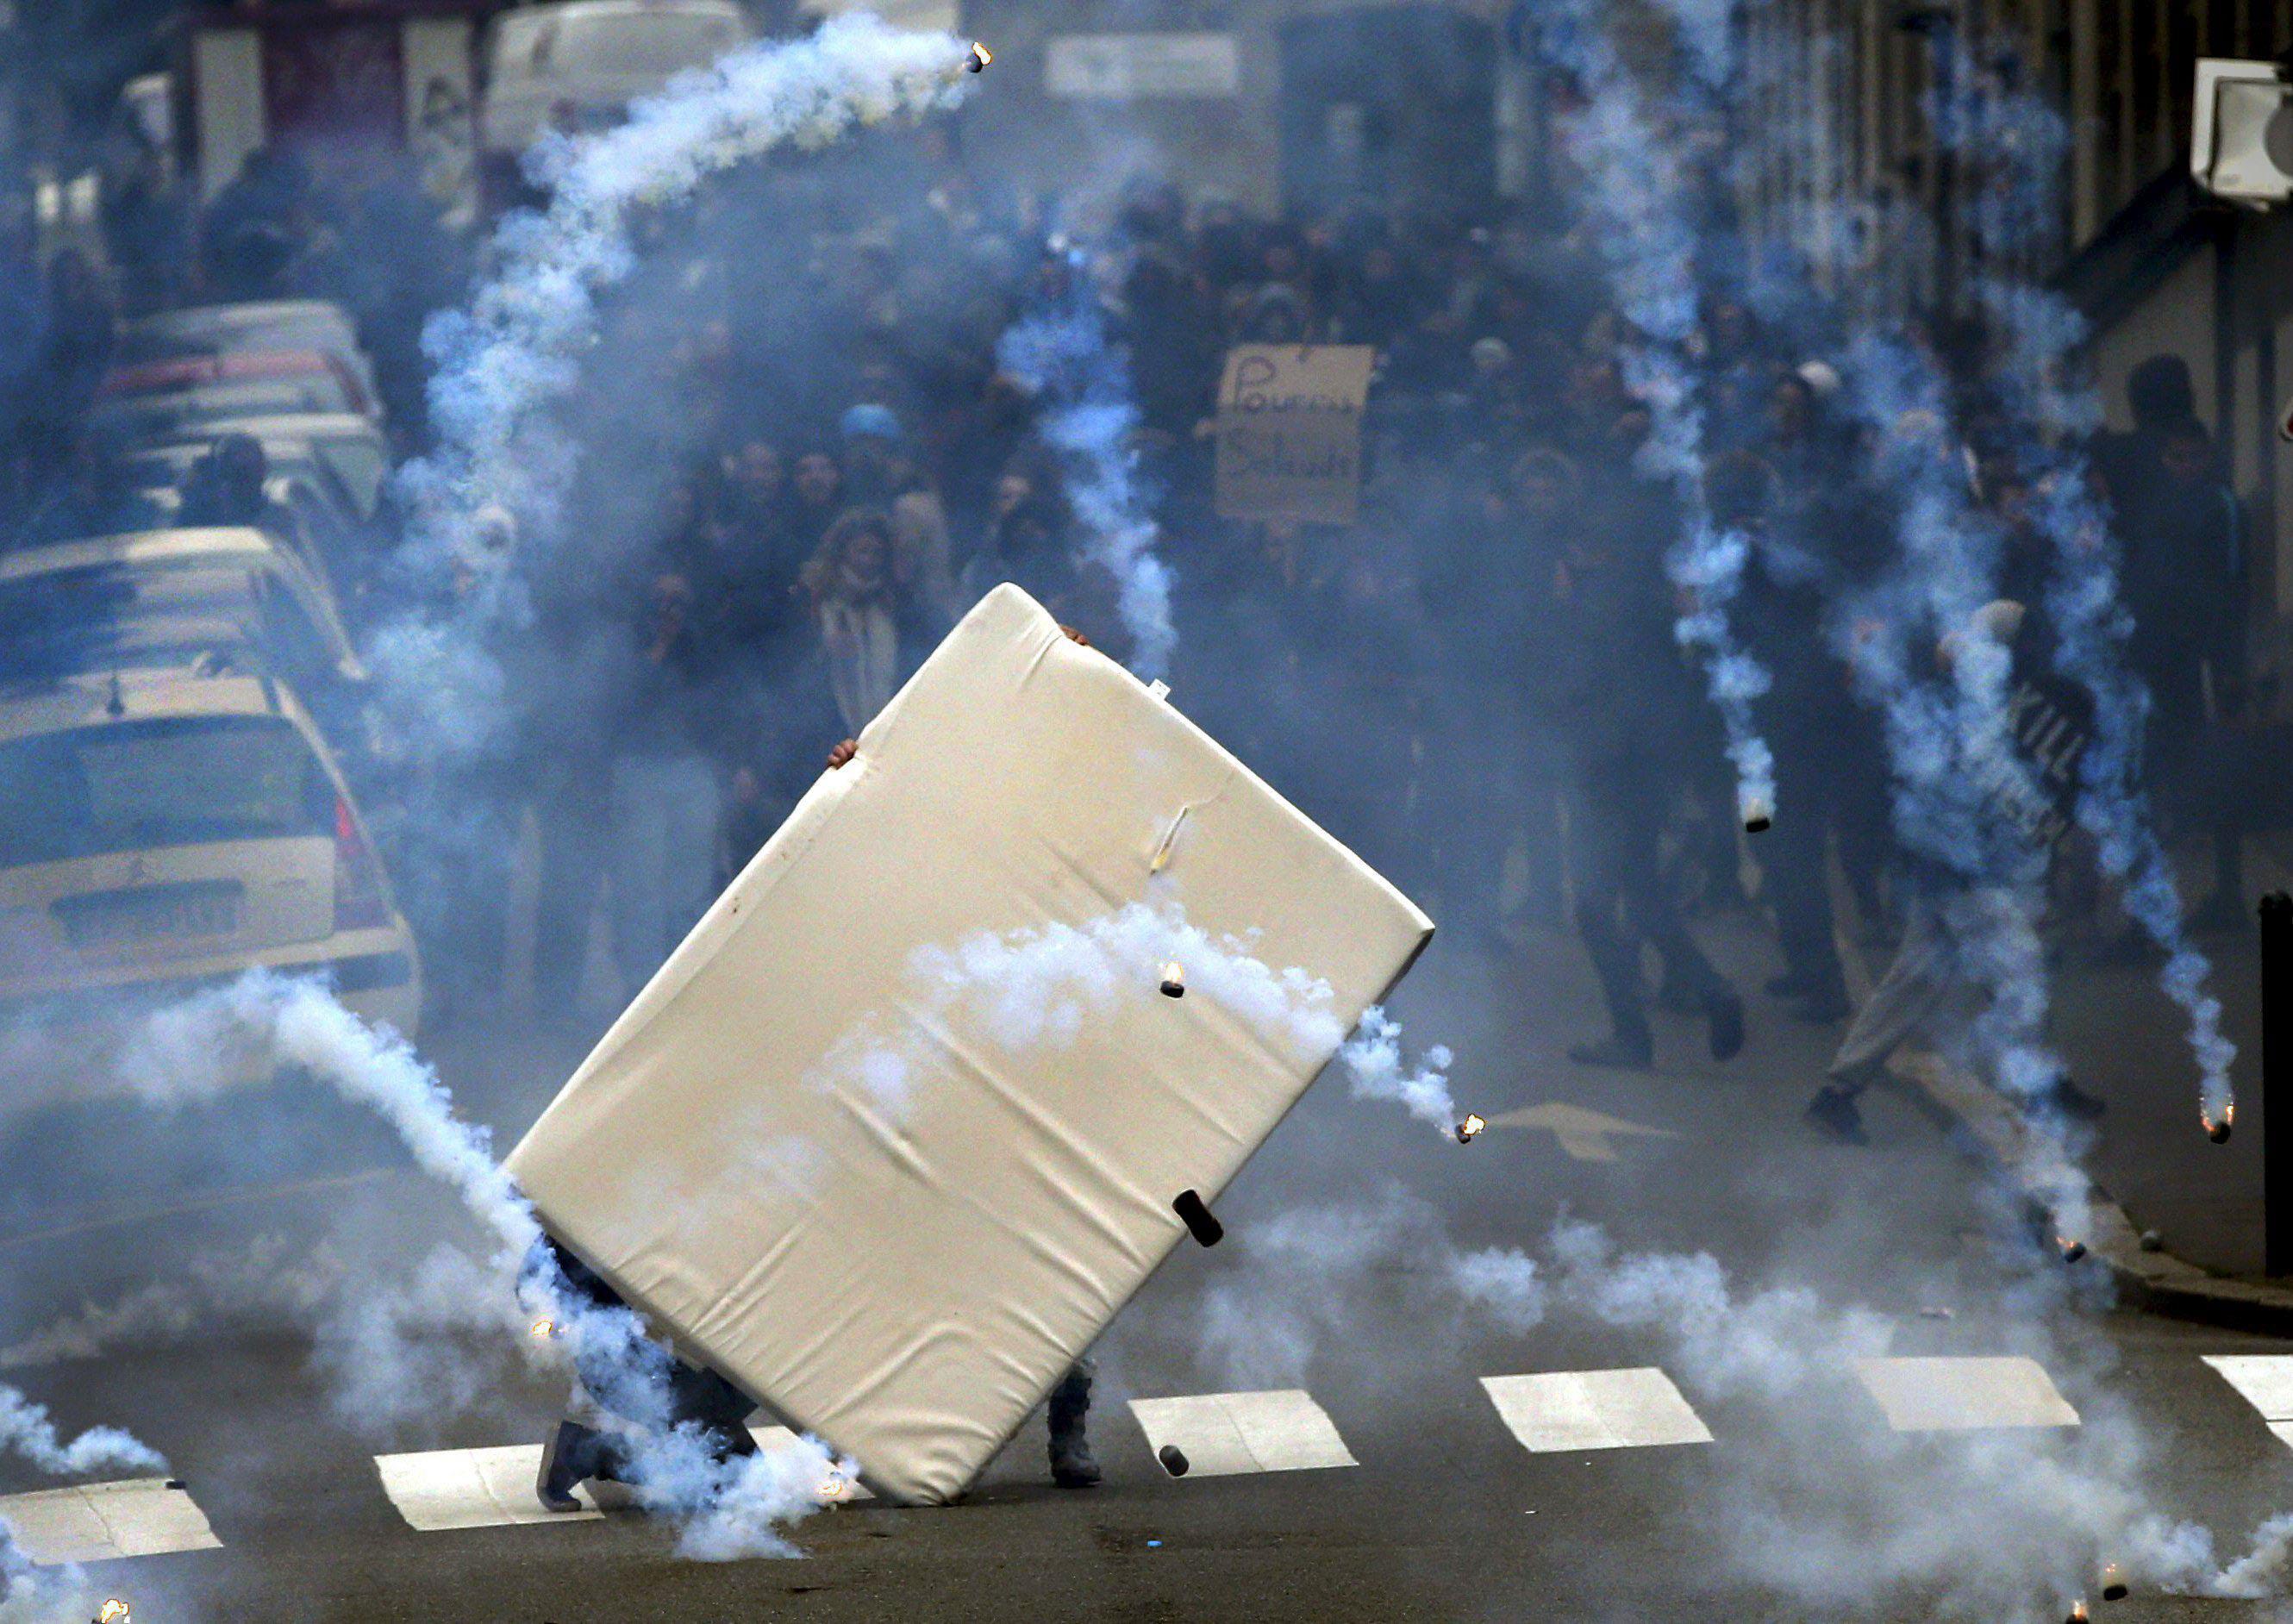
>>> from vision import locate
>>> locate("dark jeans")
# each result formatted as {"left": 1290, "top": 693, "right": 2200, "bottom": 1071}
{"left": 1569, "top": 746, "right": 1726, "bottom": 1040}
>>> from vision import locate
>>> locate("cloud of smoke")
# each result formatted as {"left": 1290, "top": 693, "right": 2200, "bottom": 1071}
{"left": 818, "top": 899, "right": 1459, "bottom": 1135}
{"left": 0, "top": 1387, "right": 165, "bottom": 1624}
{"left": 109, "top": 971, "right": 849, "bottom": 1550}
{"left": 995, "top": 270, "right": 1178, "bottom": 677}
{"left": 382, "top": 14, "right": 984, "bottom": 764}
{"left": 1195, "top": 1187, "right": 1542, "bottom": 1390}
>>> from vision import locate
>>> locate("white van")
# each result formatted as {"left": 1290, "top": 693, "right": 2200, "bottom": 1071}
{"left": 480, "top": 0, "right": 751, "bottom": 157}
{"left": 0, "top": 666, "right": 422, "bottom": 1052}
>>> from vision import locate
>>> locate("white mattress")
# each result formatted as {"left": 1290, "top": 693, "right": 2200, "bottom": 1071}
{"left": 505, "top": 584, "right": 1433, "bottom": 1503}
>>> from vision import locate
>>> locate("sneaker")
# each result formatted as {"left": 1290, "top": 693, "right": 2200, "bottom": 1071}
{"left": 537, "top": 1421, "right": 601, "bottom": 1513}
{"left": 1048, "top": 1432, "right": 1102, "bottom": 1489}
{"left": 1803, "top": 1084, "right": 1868, "bottom": 1145}
{"left": 2039, "top": 1076, "right": 2108, "bottom": 1121}
{"left": 1567, "top": 1031, "right": 1654, "bottom": 1071}
{"left": 1703, "top": 988, "right": 1745, "bottom": 1062}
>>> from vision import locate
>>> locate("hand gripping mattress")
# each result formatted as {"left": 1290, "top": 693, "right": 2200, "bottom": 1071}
{"left": 505, "top": 583, "right": 1434, "bottom": 1503}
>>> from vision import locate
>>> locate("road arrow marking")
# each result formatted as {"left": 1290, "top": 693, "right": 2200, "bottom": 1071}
{"left": 1481, "top": 1102, "right": 1681, "bottom": 1162}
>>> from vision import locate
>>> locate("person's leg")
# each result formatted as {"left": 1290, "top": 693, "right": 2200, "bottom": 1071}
{"left": 1758, "top": 746, "right": 1850, "bottom": 1017}
{"left": 1807, "top": 902, "right": 1958, "bottom": 1141}
{"left": 539, "top": 1378, "right": 613, "bottom": 1512}
{"left": 1615, "top": 772, "right": 1743, "bottom": 1061}
{"left": 665, "top": 1362, "right": 761, "bottom": 1464}
{"left": 1566, "top": 778, "right": 1654, "bottom": 1067}
{"left": 1047, "top": 1355, "right": 1100, "bottom": 1488}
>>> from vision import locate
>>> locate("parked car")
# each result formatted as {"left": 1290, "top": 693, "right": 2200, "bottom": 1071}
{"left": 120, "top": 302, "right": 378, "bottom": 408}
{"left": 86, "top": 351, "right": 378, "bottom": 445}
{"left": 0, "top": 529, "right": 364, "bottom": 703}
{"left": 0, "top": 665, "right": 421, "bottom": 1051}
{"left": 481, "top": 0, "right": 750, "bottom": 159}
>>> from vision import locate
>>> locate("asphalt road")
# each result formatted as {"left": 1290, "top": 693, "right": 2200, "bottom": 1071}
{"left": 6, "top": 915, "right": 2293, "bottom": 1622}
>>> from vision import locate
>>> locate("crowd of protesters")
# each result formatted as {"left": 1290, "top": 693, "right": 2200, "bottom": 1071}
{"left": 0, "top": 114, "right": 2258, "bottom": 1109}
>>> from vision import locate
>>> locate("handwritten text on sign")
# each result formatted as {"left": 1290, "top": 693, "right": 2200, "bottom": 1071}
{"left": 1214, "top": 345, "right": 1375, "bottom": 525}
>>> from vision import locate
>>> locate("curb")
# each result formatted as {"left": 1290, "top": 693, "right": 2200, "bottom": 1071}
{"left": 1894, "top": 1051, "right": 2293, "bottom": 1338}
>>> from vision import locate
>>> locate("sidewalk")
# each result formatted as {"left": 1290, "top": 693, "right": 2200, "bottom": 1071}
{"left": 1897, "top": 1047, "right": 2293, "bottom": 1335}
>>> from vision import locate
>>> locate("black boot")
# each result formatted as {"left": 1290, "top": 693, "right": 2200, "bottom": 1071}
{"left": 537, "top": 1420, "right": 603, "bottom": 1513}
{"left": 1803, "top": 1084, "right": 1868, "bottom": 1145}
{"left": 1047, "top": 1366, "right": 1101, "bottom": 1489}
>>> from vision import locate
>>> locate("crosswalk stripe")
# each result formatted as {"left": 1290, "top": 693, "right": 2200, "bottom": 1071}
{"left": 1853, "top": 1356, "right": 2080, "bottom": 1432}
{"left": 1480, "top": 1368, "right": 1714, "bottom": 1452}
{"left": 2202, "top": 1354, "right": 2293, "bottom": 1421}
{"left": 0, "top": 1477, "right": 222, "bottom": 1565}
{"left": 1127, "top": 1390, "right": 1358, "bottom": 1477}
{"left": 375, "top": 1426, "right": 867, "bottom": 1532}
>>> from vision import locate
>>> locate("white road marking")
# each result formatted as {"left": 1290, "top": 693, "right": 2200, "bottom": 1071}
{"left": 1853, "top": 1356, "right": 2080, "bottom": 1432}
{"left": 375, "top": 1426, "right": 865, "bottom": 1531}
{"left": 0, "top": 1477, "right": 222, "bottom": 1565}
{"left": 2202, "top": 1355, "right": 2293, "bottom": 1436}
{"left": 1480, "top": 1368, "right": 1714, "bottom": 1452}
{"left": 1480, "top": 1102, "right": 1681, "bottom": 1163}
{"left": 1128, "top": 1390, "right": 1357, "bottom": 1477}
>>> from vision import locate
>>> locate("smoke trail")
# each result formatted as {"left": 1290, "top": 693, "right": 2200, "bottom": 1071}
{"left": 109, "top": 971, "right": 854, "bottom": 1553}
{"left": 382, "top": 14, "right": 985, "bottom": 762}
{"left": 0, "top": 1387, "right": 162, "bottom": 1479}
{"left": 993, "top": 273, "right": 1178, "bottom": 677}
{"left": 0, "top": 1388, "right": 163, "bottom": 1624}
{"left": 1829, "top": 347, "right": 2096, "bottom": 1237}
{"left": 1516, "top": 0, "right": 1778, "bottom": 829}
{"left": 1934, "top": 43, "right": 2237, "bottom": 1132}
{"left": 819, "top": 900, "right": 1459, "bottom": 1135}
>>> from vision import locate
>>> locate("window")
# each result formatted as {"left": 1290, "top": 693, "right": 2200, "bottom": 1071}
{"left": 0, "top": 715, "right": 334, "bottom": 869}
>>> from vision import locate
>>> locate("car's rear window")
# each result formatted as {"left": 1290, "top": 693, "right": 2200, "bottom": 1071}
{"left": 0, "top": 715, "right": 333, "bottom": 868}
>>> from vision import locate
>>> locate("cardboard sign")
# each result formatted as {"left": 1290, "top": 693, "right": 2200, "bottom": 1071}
{"left": 1214, "top": 345, "right": 1375, "bottom": 525}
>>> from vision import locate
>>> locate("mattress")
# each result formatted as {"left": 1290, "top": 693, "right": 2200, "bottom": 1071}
{"left": 505, "top": 583, "right": 1434, "bottom": 1503}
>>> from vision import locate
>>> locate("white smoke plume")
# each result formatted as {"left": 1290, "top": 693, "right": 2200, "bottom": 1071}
{"left": 995, "top": 274, "right": 1178, "bottom": 677}
{"left": 1910, "top": 36, "right": 2235, "bottom": 1129}
{"left": 1195, "top": 1188, "right": 1541, "bottom": 1390}
{"left": 383, "top": 14, "right": 985, "bottom": 761}
{"left": 0, "top": 1236, "right": 340, "bottom": 1372}
{"left": 109, "top": 971, "right": 848, "bottom": 1553}
{"left": 0, "top": 1386, "right": 162, "bottom": 1479}
{"left": 1829, "top": 347, "right": 2096, "bottom": 1240}
{"left": 1515, "top": 0, "right": 1778, "bottom": 828}
{"left": 0, "top": 1388, "right": 163, "bottom": 1624}
{"left": 820, "top": 899, "right": 1459, "bottom": 1135}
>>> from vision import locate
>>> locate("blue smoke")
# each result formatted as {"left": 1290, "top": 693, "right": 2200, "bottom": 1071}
{"left": 1513, "top": 0, "right": 1779, "bottom": 828}
{"left": 993, "top": 265, "right": 1178, "bottom": 678}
